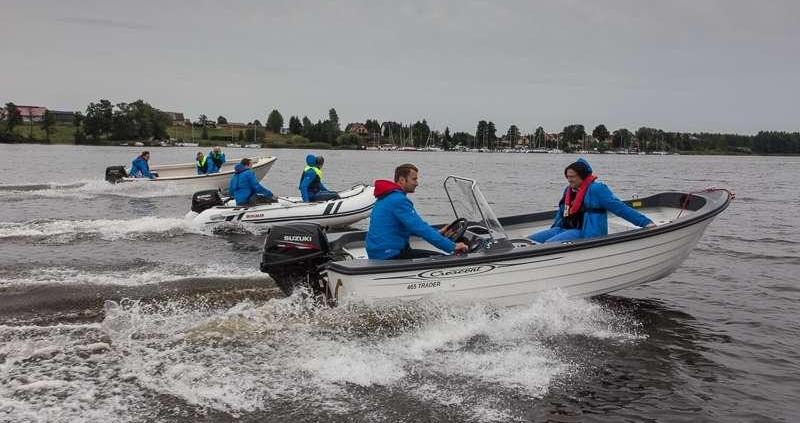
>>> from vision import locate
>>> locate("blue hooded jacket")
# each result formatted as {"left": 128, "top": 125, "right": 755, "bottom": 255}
{"left": 299, "top": 154, "right": 329, "bottom": 201}
{"left": 550, "top": 158, "right": 652, "bottom": 238}
{"left": 228, "top": 163, "right": 273, "bottom": 205}
{"left": 129, "top": 156, "right": 155, "bottom": 179}
{"left": 366, "top": 179, "right": 456, "bottom": 259}
{"left": 206, "top": 150, "right": 226, "bottom": 173}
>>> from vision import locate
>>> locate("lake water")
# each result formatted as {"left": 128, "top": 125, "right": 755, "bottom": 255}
{"left": 1, "top": 144, "right": 798, "bottom": 422}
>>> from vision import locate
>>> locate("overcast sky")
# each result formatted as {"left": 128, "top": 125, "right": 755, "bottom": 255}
{"left": 1, "top": 0, "right": 798, "bottom": 134}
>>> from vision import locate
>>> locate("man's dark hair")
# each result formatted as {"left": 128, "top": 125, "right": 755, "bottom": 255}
{"left": 394, "top": 163, "right": 419, "bottom": 182}
{"left": 141, "top": 151, "right": 150, "bottom": 157}
{"left": 240, "top": 158, "right": 252, "bottom": 166}
{"left": 564, "top": 161, "right": 591, "bottom": 179}
{"left": 316, "top": 156, "right": 325, "bottom": 167}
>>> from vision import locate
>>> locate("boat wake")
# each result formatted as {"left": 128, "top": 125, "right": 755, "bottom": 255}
{"left": 0, "top": 216, "right": 204, "bottom": 243}
{"left": 0, "top": 179, "right": 193, "bottom": 201}
{"left": 101, "top": 291, "right": 643, "bottom": 421}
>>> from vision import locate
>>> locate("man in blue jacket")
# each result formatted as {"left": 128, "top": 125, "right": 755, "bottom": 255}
{"left": 206, "top": 146, "right": 226, "bottom": 173}
{"left": 228, "top": 158, "right": 274, "bottom": 206}
{"left": 129, "top": 151, "right": 156, "bottom": 179}
{"left": 529, "top": 158, "right": 656, "bottom": 243}
{"left": 299, "top": 154, "right": 338, "bottom": 202}
{"left": 366, "top": 163, "right": 468, "bottom": 259}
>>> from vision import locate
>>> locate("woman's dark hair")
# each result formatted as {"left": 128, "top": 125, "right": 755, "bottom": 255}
{"left": 240, "top": 158, "right": 252, "bottom": 166}
{"left": 564, "top": 161, "right": 591, "bottom": 179}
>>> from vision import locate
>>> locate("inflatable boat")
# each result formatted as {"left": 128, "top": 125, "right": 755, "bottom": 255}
{"left": 186, "top": 184, "right": 375, "bottom": 229}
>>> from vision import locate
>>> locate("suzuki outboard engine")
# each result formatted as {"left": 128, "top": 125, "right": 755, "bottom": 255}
{"left": 260, "top": 223, "right": 332, "bottom": 298}
{"left": 105, "top": 166, "right": 127, "bottom": 183}
{"left": 191, "top": 190, "right": 224, "bottom": 213}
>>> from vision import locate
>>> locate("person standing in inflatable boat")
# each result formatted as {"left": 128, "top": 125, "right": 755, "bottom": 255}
{"left": 529, "top": 158, "right": 656, "bottom": 243}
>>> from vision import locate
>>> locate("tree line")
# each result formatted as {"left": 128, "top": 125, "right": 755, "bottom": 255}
{"left": 2, "top": 100, "right": 799, "bottom": 154}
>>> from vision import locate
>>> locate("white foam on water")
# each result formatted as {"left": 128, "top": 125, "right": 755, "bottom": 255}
{"left": 0, "top": 216, "right": 205, "bottom": 242}
{"left": 94, "top": 290, "right": 643, "bottom": 421}
{"left": 1, "top": 262, "right": 266, "bottom": 288}
{"left": 0, "top": 323, "right": 138, "bottom": 423}
{"left": 0, "top": 179, "right": 194, "bottom": 200}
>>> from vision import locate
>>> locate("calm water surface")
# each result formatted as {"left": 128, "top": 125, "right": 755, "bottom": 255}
{"left": 0, "top": 144, "right": 798, "bottom": 422}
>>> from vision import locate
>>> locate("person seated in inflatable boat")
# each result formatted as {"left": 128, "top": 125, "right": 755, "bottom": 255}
{"left": 129, "top": 151, "right": 157, "bottom": 179}
{"left": 366, "top": 163, "right": 468, "bottom": 260}
{"left": 206, "top": 146, "right": 226, "bottom": 173}
{"left": 195, "top": 152, "right": 209, "bottom": 175}
{"left": 529, "top": 158, "right": 656, "bottom": 243}
{"left": 299, "top": 154, "right": 339, "bottom": 202}
{"left": 228, "top": 158, "right": 275, "bottom": 206}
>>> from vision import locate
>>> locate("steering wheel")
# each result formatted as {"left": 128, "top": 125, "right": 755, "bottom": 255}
{"left": 441, "top": 217, "right": 468, "bottom": 242}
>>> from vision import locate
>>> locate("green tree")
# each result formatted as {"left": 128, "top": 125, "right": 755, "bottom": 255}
{"left": 288, "top": 115, "right": 302, "bottom": 135}
{"left": 506, "top": 125, "right": 521, "bottom": 146}
{"left": 4, "top": 103, "right": 22, "bottom": 134}
{"left": 72, "top": 111, "right": 85, "bottom": 143}
{"left": 592, "top": 124, "right": 610, "bottom": 143}
{"left": 612, "top": 128, "right": 633, "bottom": 150}
{"left": 487, "top": 121, "right": 497, "bottom": 149}
{"left": 41, "top": 110, "right": 55, "bottom": 142}
{"left": 238, "top": 130, "right": 244, "bottom": 141}
{"left": 328, "top": 108, "right": 340, "bottom": 133}
{"left": 475, "top": 120, "right": 487, "bottom": 148}
{"left": 562, "top": 124, "right": 586, "bottom": 144}
{"left": 443, "top": 127, "right": 453, "bottom": 150}
{"left": 84, "top": 100, "right": 113, "bottom": 141}
{"left": 534, "top": 126, "right": 545, "bottom": 148}
{"left": 336, "top": 132, "right": 361, "bottom": 147}
{"left": 266, "top": 109, "right": 284, "bottom": 133}
{"left": 412, "top": 119, "right": 430, "bottom": 147}
{"left": 217, "top": 115, "right": 228, "bottom": 125}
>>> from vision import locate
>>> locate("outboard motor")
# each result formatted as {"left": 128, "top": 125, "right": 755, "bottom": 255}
{"left": 260, "top": 223, "right": 332, "bottom": 297}
{"left": 105, "top": 166, "right": 127, "bottom": 183}
{"left": 191, "top": 189, "right": 224, "bottom": 213}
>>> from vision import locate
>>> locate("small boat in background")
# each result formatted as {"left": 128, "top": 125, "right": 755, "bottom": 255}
{"left": 186, "top": 184, "right": 375, "bottom": 229}
{"left": 104, "top": 156, "right": 277, "bottom": 191}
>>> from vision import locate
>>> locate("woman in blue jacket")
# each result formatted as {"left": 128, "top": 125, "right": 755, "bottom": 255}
{"left": 530, "top": 158, "right": 655, "bottom": 243}
{"left": 228, "top": 158, "right": 273, "bottom": 206}
{"left": 206, "top": 146, "right": 226, "bottom": 173}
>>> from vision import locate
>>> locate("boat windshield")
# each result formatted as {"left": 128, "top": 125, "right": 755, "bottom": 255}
{"left": 443, "top": 176, "right": 508, "bottom": 243}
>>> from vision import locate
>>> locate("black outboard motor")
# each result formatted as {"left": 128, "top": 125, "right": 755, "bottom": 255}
{"left": 105, "top": 166, "right": 127, "bottom": 183}
{"left": 191, "top": 189, "right": 224, "bottom": 213}
{"left": 261, "top": 223, "right": 332, "bottom": 297}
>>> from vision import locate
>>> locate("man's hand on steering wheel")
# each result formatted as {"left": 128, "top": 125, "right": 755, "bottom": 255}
{"left": 453, "top": 242, "right": 469, "bottom": 255}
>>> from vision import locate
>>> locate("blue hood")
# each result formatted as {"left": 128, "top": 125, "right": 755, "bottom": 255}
{"left": 305, "top": 154, "right": 317, "bottom": 166}
{"left": 575, "top": 158, "right": 593, "bottom": 173}
{"left": 234, "top": 163, "right": 247, "bottom": 174}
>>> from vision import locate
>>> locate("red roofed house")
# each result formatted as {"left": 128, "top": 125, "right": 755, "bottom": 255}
{"left": 346, "top": 122, "right": 368, "bottom": 136}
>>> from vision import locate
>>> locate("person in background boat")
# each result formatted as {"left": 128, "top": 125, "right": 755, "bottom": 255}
{"left": 229, "top": 158, "right": 274, "bottom": 206}
{"left": 366, "top": 163, "right": 468, "bottom": 259}
{"left": 129, "top": 151, "right": 156, "bottom": 179}
{"left": 529, "top": 158, "right": 656, "bottom": 243}
{"left": 299, "top": 154, "right": 339, "bottom": 202}
{"left": 206, "top": 146, "right": 226, "bottom": 173}
{"left": 195, "top": 152, "right": 209, "bottom": 175}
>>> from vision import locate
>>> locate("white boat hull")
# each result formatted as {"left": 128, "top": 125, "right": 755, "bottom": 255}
{"left": 116, "top": 156, "right": 276, "bottom": 192}
{"left": 188, "top": 185, "right": 375, "bottom": 229}
{"left": 317, "top": 190, "right": 732, "bottom": 307}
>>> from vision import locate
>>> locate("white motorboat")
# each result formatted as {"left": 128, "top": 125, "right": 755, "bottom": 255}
{"left": 104, "top": 156, "right": 277, "bottom": 192}
{"left": 260, "top": 176, "right": 733, "bottom": 307}
{"left": 186, "top": 184, "right": 375, "bottom": 229}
